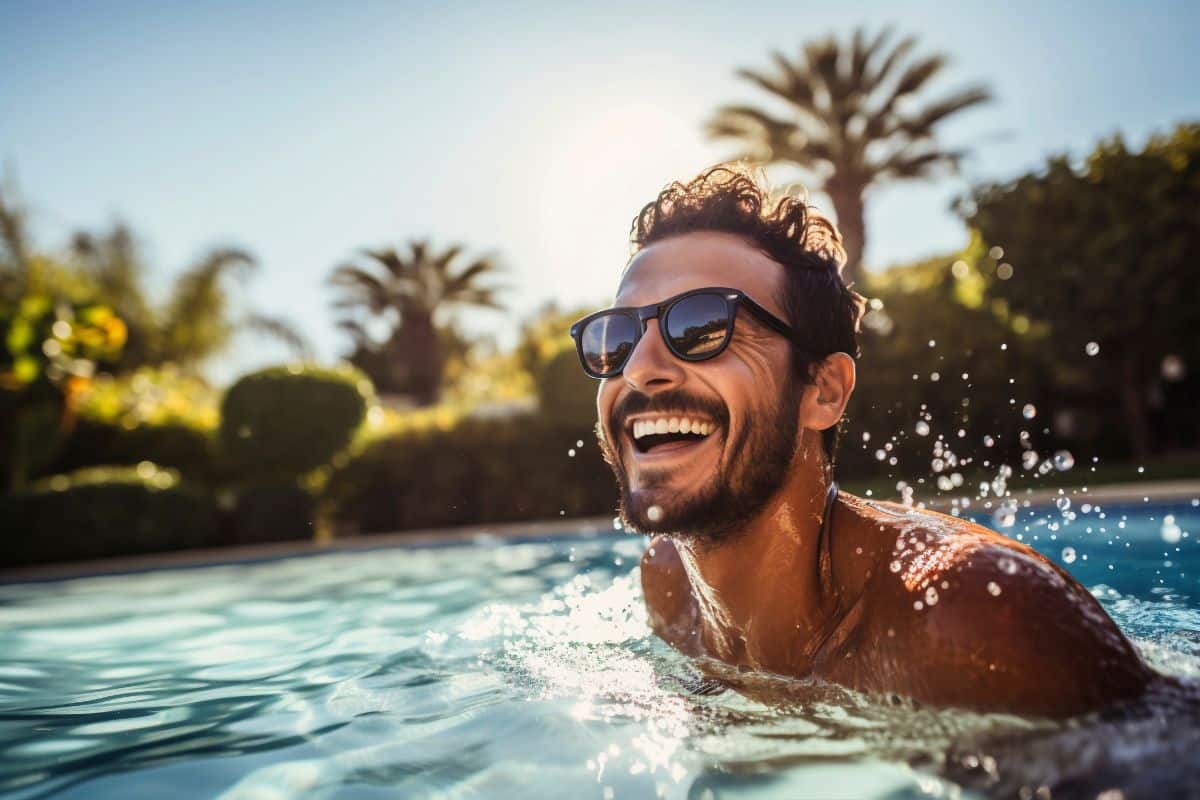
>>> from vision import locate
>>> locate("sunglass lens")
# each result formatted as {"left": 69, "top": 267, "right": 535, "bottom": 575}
{"left": 665, "top": 293, "right": 730, "bottom": 358}
{"left": 580, "top": 313, "right": 638, "bottom": 376}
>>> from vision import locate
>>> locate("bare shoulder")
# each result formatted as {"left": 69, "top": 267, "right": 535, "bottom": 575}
{"left": 640, "top": 536, "right": 700, "bottom": 652}
{"left": 864, "top": 508, "right": 1151, "bottom": 716}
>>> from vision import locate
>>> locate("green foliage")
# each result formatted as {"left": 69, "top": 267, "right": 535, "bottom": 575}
{"left": 330, "top": 240, "right": 505, "bottom": 404}
{"left": 963, "top": 123, "right": 1200, "bottom": 457}
{"left": 0, "top": 295, "right": 128, "bottom": 488}
{"left": 0, "top": 464, "right": 221, "bottom": 567}
{"left": 322, "top": 415, "right": 615, "bottom": 535}
{"left": 219, "top": 364, "right": 373, "bottom": 483}
{"left": 50, "top": 418, "right": 216, "bottom": 480}
{"left": 230, "top": 485, "right": 316, "bottom": 544}
{"left": 707, "top": 26, "right": 991, "bottom": 284}
{"left": 534, "top": 348, "right": 597, "bottom": 427}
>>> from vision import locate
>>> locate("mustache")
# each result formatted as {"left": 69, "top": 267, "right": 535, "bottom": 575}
{"left": 610, "top": 389, "right": 729, "bottom": 434}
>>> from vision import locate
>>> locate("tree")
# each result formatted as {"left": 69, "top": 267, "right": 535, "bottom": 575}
{"left": 707, "top": 27, "right": 991, "bottom": 287}
{"left": 963, "top": 124, "right": 1200, "bottom": 459}
{"left": 70, "top": 224, "right": 309, "bottom": 371}
{"left": 329, "top": 240, "right": 504, "bottom": 405}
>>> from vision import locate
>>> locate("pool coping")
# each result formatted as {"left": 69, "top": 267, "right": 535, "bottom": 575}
{"left": 3, "top": 478, "right": 1197, "bottom": 585}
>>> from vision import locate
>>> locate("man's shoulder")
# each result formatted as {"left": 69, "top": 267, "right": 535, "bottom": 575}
{"left": 860, "top": 511, "right": 1150, "bottom": 716}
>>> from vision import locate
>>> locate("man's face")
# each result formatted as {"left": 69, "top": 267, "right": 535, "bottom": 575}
{"left": 596, "top": 231, "right": 803, "bottom": 544}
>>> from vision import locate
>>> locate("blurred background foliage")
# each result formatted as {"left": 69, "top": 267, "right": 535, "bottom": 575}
{"left": 1, "top": 23, "right": 1197, "bottom": 566}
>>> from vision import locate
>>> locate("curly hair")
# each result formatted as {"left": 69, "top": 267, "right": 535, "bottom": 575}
{"left": 628, "top": 164, "right": 864, "bottom": 464}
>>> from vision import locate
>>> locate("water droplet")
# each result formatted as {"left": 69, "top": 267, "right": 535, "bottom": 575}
{"left": 1061, "top": 547, "right": 1076, "bottom": 564}
{"left": 1021, "top": 451, "right": 1039, "bottom": 470}
{"left": 1056, "top": 496, "right": 1071, "bottom": 512}
{"left": 576, "top": 439, "right": 584, "bottom": 448}
{"left": 1085, "top": 341, "right": 1100, "bottom": 356}
{"left": 647, "top": 505, "right": 663, "bottom": 522}
{"left": 862, "top": 432, "right": 871, "bottom": 442}
{"left": 915, "top": 420, "right": 930, "bottom": 437}
{"left": 993, "top": 501, "right": 1018, "bottom": 528}
{"left": 1161, "top": 354, "right": 1186, "bottom": 382}
{"left": 1162, "top": 515, "right": 1182, "bottom": 544}
{"left": 1053, "top": 450, "right": 1075, "bottom": 471}
{"left": 875, "top": 449, "right": 887, "bottom": 461}
{"left": 998, "top": 557, "right": 1018, "bottom": 575}
{"left": 889, "top": 560, "right": 902, "bottom": 573}
{"left": 928, "top": 339, "right": 936, "bottom": 348}
{"left": 987, "top": 581, "right": 1002, "bottom": 596}
{"left": 925, "top": 587, "right": 939, "bottom": 605}
{"left": 983, "top": 435, "right": 995, "bottom": 447}
{"left": 989, "top": 246, "right": 1004, "bottom": 259}
{"left": 913, "top": 600, "right": 924, "bottom": 610}
{"left": 568, "top": 448, "right": 576, "bottom": 457}
{"left": 996, "top": 263, "right": 1014, "bottom": 280}
{"left": 1021, "top": 403, "right": 1037, "bottom": 420}
{"left": 930, "top": 372, "right": 940, "bottom": 382}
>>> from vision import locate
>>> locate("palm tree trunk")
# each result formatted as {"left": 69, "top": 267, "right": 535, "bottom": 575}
{"left": 826, "top": 180, "right": 866, "bottom": 289}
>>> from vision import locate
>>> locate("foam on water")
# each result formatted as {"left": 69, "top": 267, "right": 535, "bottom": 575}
{"left": 1, "top": 503, "right": 1199, "bottom": 799}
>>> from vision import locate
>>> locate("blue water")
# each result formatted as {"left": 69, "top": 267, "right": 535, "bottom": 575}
{"left": 1, "top": 499, "right": 1198, "bottom": 799}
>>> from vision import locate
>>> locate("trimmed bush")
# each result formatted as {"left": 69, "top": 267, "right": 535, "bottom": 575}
{"left": 231, "top": 485, "right": 317, "bottom": 545}
{"left": 322, "top": 414, "right": 616, "bottom": 535}
{"left": 48, "top": 417, "right": 216, "bottom": 480}
{"left": 0, "top": 465, "right": 222, "bottom": 567}
{"left": 219, "top": 364, "right": 373, "bottom": 483}
{"left": 533, "top": 347, "right": 597, "bottom": 427}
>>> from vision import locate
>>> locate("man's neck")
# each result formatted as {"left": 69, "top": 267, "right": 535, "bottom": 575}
{"left": 671, "top": 450, "right": 838, "bottom": 673}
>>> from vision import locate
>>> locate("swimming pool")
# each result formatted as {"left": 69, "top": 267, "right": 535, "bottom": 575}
{"left": 1, "top": 499, "right": 1198, "bottom": 799}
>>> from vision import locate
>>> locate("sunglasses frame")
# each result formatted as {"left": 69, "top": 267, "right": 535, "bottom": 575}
{"left": 569, "top": 286, "right": 795, "bottom": 379}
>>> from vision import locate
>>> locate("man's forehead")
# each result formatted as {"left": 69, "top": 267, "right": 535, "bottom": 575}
{"left": 615, "top": 232, "right": 787, "bottom": 315}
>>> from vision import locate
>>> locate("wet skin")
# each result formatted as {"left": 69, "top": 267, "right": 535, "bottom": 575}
{"left": 601, "top": 232, "right": 1152, "bottom": 719}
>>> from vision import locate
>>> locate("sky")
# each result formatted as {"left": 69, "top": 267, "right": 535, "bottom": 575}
{"left": 2, "top": 0, "right": 1198, "bottom": 383}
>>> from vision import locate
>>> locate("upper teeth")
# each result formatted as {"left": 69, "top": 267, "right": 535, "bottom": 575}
{"left": 632, "top": 417, "right": 715, "bottom": 439}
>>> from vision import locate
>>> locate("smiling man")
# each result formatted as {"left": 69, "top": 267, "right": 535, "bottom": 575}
{"left": 570, "top": 166, "right": 1153, "bottom": 718}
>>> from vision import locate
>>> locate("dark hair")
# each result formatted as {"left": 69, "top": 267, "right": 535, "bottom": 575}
{"left": 629, "top": 164, "right": 864, "bottom": 464}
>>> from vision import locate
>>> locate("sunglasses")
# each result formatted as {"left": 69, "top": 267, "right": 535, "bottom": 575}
{"left": 569, "top": 286, "right": 795, "bottom": 379}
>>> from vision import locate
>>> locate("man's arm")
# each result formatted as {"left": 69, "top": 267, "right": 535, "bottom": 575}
{"left": 899, "top": 545, "right": 1152, "bottom": 717}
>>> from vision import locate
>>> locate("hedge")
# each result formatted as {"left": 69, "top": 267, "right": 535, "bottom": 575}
{"left": 219, "top": 364, "right": 372, "bottom": 484}
{"left": 0, "top": 465, "right": 222, "bottom": 567}
{"left": 47, "top": 417, "right": 216, "bottom": 481}
{"left": 322, "top": 414, "right": 617, "bottom": 535}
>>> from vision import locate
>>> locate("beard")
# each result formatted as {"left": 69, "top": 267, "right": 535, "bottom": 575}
{"left": 597, "top": 374, "right": 802, "bottom": 548}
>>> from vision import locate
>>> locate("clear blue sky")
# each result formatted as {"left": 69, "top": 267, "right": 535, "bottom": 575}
{"left": 2, "top": 0, "right": 1197, "bottom": 383}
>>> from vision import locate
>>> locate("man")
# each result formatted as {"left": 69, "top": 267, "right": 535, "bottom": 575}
{"left": 570, "top": 165, "right": 1152, "bottom": 718}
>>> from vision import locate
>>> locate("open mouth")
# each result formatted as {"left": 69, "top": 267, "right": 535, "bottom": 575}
{"left": 629, "top": 416, "right": 718, "bottom": 454}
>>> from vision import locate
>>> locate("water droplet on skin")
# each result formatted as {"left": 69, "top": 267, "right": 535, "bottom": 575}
{"left": 1053, "top": 450, "right": 1075, "bottom": 471}
{"left": 915, "top": 420, "right": 930, "bottom": 436}
{"left": 925, "top": 587, "right": 939, "bottom": 605}
{"left": 1085, "top": 341, "right": 1100, "bottom": 356}
{"left": 987, "top": 581, "right": 1002, "bottom": 596}
{"left": 913, "top": 601, "right": 924, "bottom": 610}
{"left": 1022, "top": 403, "right": 1037, "bottom": 420}
{"left": 647, "top": 505, "right": 663, "bottom": 523}
{"left": 889, "top": 560, "right": 902, "bottom": 573}
{"left": 1062, "top": 547, "right": 1077, "bottom": 564}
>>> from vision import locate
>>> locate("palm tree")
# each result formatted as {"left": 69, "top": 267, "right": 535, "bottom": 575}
{"left": 707, "top": 27, "right": 991, "bottom": 287}
{"left": 71, "top": 224, "right": 310, "bottom": 370}
{"left": 329, "top": 240, "right": 504, "bottom": 405}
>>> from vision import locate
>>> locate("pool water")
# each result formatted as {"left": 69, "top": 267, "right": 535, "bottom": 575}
{"left": 1, "top": 500, "right": 1199, "bottom": 799}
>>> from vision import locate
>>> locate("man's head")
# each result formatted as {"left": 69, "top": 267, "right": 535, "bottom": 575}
{"left": 584, "top": 165, "right": 864, "bottom": 544}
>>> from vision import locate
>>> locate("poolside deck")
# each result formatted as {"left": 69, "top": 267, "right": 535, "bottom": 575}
{"left": 3, "top": 478, "right": 1198, "bottom": 584}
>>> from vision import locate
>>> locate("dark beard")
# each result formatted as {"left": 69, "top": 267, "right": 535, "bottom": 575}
{"left": 597, "top": 375, "right": 802, "bottom": 547}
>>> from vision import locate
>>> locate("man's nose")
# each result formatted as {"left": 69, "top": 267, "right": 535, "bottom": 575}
{"left": 622, "top": 319, "right": 686, "bottom": 393}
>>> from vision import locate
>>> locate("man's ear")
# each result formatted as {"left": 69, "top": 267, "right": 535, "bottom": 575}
{"left": 799, "top": 353, "right": 856, "bottom": 432}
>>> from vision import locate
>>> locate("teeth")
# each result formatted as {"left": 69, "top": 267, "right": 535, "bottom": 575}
{"left": 631, "top": 416, "right": 716, "bottom": 440}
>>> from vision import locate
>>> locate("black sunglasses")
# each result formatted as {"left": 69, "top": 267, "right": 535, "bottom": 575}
{"left": 569, "top": 286, "right": 794, "bottom": 379}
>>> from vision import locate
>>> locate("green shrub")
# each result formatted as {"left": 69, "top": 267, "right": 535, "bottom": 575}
{"left": 322, "top": 414, "right": 616, "bottom": 535}
{"left": 533, "top": 347, "right": 597, "bottom": 427}
{"left": 231, "top": 485, "right": 317, "bottom": 545}
{"left": 0, "top": 464, "right": 222, "bottom": 567}
{"left": 49, "top": 417, "right": 216, "bottom": 480}
{"left": 219, "top": 364, "right": 373, "bottom": 483}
